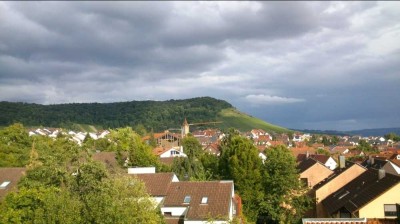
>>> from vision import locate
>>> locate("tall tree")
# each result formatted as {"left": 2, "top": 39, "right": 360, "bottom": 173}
{"left": 218, "top": 129, "right": 264, "bottom": 222}
{"left": 108, "top": 127, "right": 158, "bottom": 167}
{"left": 260, "top": 145, "right": 312, "bottom": 224}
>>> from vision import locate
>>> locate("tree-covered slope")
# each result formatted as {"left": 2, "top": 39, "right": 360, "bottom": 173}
{"left": 0, "top": 97, "right": 288, "bottom": 133}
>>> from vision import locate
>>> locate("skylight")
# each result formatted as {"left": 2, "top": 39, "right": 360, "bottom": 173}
{"left": 338, "top": 190, "right": 350, "bottom": 200}
{"left": 183, "top": 195, "right": 191, "bottom": 203}
{"left": 201, "top": 196, "right": 208, "bottom": 204}
{"left": 0, "top": 181, "right": 10, "bottom": 189}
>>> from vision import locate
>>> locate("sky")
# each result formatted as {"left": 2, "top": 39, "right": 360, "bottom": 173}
{"left": 0, "top": 1, "right": 399, "bottom": 131}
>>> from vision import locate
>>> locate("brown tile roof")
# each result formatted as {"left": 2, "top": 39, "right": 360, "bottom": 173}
{"left": 322, "top": 169, "right": 400, "bottom": 215}
{"left": 297, "top": 154, "right": 331, "bottom": 164}
{"left": 133, "top": 173, "right": 177, "bottom": 196}
{"left": 164, "top": 181, "right": 233, "bottom": 220}
{"left": 291, "top": 147, "right": 316, "bottom": 157}
{"left": 0, "top": 167, "right": 26, "bottom": 200}
{"left": 153, "top": 146, "right": 168, "bottom": 156}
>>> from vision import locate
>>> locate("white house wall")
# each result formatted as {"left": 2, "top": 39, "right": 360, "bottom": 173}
{"left": 325, "top": 157, "right": 338, "bottom": 170}
{"left": 161, "top": 207, "right": 187, "bottom": 216}
{"left": 185, "top": 221, "right": 229, "bottom": 224}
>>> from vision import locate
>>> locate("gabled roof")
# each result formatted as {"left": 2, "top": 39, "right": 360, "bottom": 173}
{"left": 143, "top": 132, "right": 181, "bottom": 141}
{"left": 322, "top": 169, "right": 400, "bottom": 215}
{"left": 164, "top": 181, "right": 233, "bottom": 220}
{"left": 297, "top": 158, "right": 319, "bottom": 173}
{"left": 133, "top": 173, "right": 177, "bottom": 196}
{"left": 313, "top": 161, "right": 365, "bottom": 190}
{"left": 0, "top": 167, "right": 26, "bottom": 200}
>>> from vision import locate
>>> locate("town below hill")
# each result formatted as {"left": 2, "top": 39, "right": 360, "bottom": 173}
{"left": 295, "top": 127, "right": 400, "bottom": 137}
{"left": 1, "top": 123, "right": 400, "bottom": 223}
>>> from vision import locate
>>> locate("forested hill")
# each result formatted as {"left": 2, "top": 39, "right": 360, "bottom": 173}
{"left": 0, "top": 97, "right": 288, "bottom": 133}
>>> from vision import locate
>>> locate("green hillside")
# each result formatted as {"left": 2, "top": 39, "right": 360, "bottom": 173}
{"left": 0, "top": 97, "right": 288, "bottom": 133}
{"left": 218, "top": 108, "right": 289, "bottom": 133}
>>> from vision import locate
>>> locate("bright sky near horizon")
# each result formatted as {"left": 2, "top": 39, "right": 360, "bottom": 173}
{"left": 0, "top": 1, "right": 399, "bottom": 131}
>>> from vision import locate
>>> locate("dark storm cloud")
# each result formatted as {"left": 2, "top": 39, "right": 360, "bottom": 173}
{"left": 0, "top": 1, "right": 399, "bottom": 130}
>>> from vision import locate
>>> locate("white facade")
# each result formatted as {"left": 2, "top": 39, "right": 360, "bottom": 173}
{"left": 325, "top": 157, "right": 338, "bottom": 170}
{"left": 161, "top": 207, "right": 188, "bottom": 217}
{"left": 128, "top": 167, "right": 156, "bottom": 174}
{"left": 159, "top": 146, "right": 187, "bottom": 158}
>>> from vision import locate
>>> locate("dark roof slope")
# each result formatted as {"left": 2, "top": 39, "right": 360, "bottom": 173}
{"left": 298, "top": 154, "right": 331, "bottom": 164}
{"left": 361, "top": 157, "right": 388, "bottom": 170}
{"left": 297, "top": 158, "right": 318, "bottom": 173}
{"left": 164, "top": 181, "right": 233, "bottom": 220}
{"left": 322, "top": 169, "right": 400, "bottom": 215}
{"left": 134, "top": 173, "right": 176, "bottom": 196}
{"left": 0, "top": 167, "right": 26, "bottom": 200}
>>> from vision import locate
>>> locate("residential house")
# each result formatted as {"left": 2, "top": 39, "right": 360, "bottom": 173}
{"left": 298, "top": 158, "right": 334, "bottom": 188}
{"left": 0, "top": 167, "right": 26, "bottom": 201}
{"left": 297, "top": 153, "right": 338, "bottom": 170}
{"left": 361, "top": 157, "right": 400, "bottom": 176}
{"left": 162, "top": 181, "right": 237, "bottom": 224}
{"left": 321, "top": 169, "right": 400, "bottom": 219}
{"left": 133, "top": 172, "right": 179, "bottom": 205}
{"left": 204, "top": 143, "right": 220, "bottom": 156}
{"left": 143, "top": 131, "right": 182, "bottom": 148}
{"left": 311, "top": 158, "right": 367, "bottom": 218}
{"left": 130, "top": 168, "right": 238, "bottom": 224}
{"left": 153, "top": 146, "right": 187, "bottom": 158}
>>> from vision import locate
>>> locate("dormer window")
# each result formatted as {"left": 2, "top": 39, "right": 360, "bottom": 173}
{"left": 183, "top": 195, "right": 191, "bottom": 203}
{"left": 0, "top": 181, "right": 10, "bottom": 189}
{"left": 201, "top": 196, "right": 208, "bottom": 204}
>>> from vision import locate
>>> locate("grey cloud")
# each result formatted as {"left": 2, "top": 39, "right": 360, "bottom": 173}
{"left": 0, "top": 1, "right": 399, "bottom": 130}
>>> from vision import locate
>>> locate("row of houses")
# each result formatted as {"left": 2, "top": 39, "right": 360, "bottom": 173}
{"left": 298, "top": 152, "right": 400, "bottom": 222}
{"left": 28, "top": 128, "right": 110, "bottom": 145}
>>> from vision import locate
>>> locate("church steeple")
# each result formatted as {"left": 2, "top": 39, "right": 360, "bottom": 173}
{"left": 182, "top": 118, "right": 189, "bottom": 137}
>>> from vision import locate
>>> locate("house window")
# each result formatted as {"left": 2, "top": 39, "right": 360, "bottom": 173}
{"left": 183, "top": 195, "right": 191, "bottom": 203}
{"left": 0, "top": 181, "right": 10, "bottom": 189}
{"left": 384, "top": 204, "right": 397, "bottom": 217}
{"left": 201, "top": 197, "right": 208, "bottom": 204}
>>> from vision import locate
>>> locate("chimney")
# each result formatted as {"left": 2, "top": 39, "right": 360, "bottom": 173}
{"left": 306, "top": 151, "right": 310, "bottom": 158}
{"left": 368, "top": 155, "right": 375, "bottom": 165}
{"left": 339, "top": 155, "right": 346, "bottom": 169}
{"left": 378, "top": 169, "right": 386, "bottom": 180}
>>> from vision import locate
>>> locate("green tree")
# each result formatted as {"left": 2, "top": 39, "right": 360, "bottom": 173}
{"left": 356, "top": 139, "right": 374, "bottom": 152}
{"left": 1, "top": 135, "right": 164, "bottom": 224}
{"left": 260, "top": 145, "right": 312, "bottom": 224}
{"left": 0, "top": 123, "right": 32, "bottom": 167}
{"left": 108, "top": 127, "right": 158, "bottom": 167}
{"left": 182, "top": 134, "right": 203, "bottom": 160}
{"left": 218, "top": 129, "right": 264, "bottom": 222}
